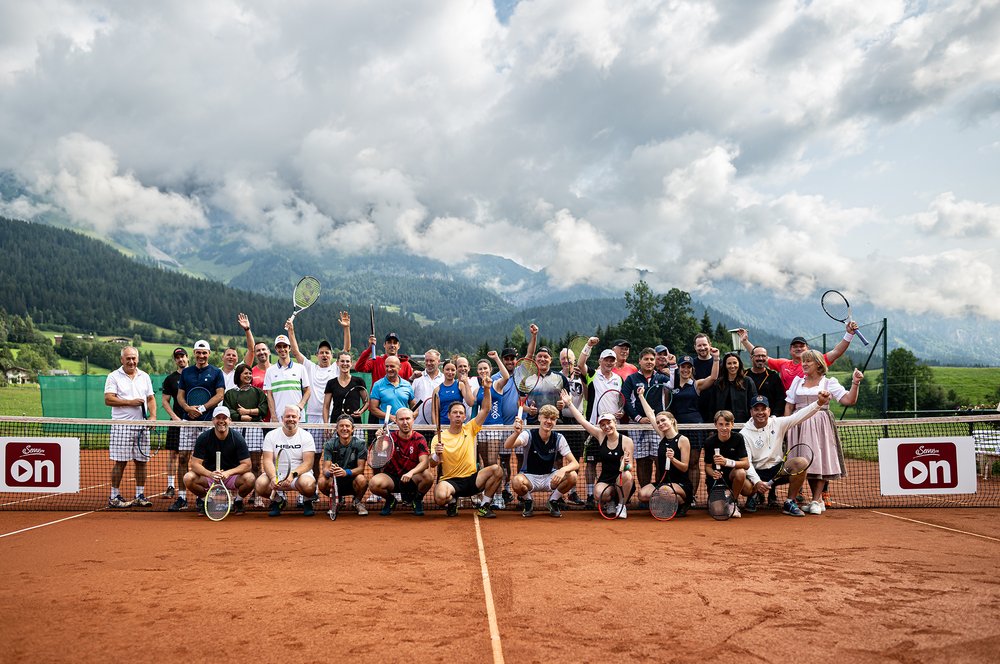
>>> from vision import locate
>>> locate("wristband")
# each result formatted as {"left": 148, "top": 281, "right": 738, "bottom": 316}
{"left": 346, "top": 469, "right": 352, "bottom": 477}
{"left": 431, "top": 453, "right": 441, "bottom": 463}
{"left": 843, "top": 332, "right": 855, "bottom": 342}
{"left": 582, "top": 347, "right": 591, "bottom": 355}
{"left": 725, "top": 459, "right": 735, "bottom": 468}
{"left": 197, "top": 405, "right": 206, "bottom": 414}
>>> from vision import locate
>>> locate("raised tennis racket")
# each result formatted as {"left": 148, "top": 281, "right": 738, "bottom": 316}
{"left": 648, "top": 464, "right": 678, "bottom": 521}
{"left": 269, "top": 448, "right": 293, "bottom": 503}
{"left": 821, "top": 289, "right": 869, "bottom": 346}
{"left": 596, "top": 389, "right": 626, "bottom": 423}
{"left": 369, "top": 303, "right": 376, "bottom": 338}
{"left": 368, "top": 406, "right": 395, "bottom": 469}
{"left": 567, "top": 335, "right": 589, "bottom": 363}
{"left": 765, "top": 443, "right": 814, "bottom": 488}
{"left": 185, "top": 385, "right": 212, "bottom": 420}
{"left": 708, "top": 447, "right": 736, "bottom": 521}
{"left": 513, "top": 358, "right": 539, "bottom": 413}
{"left": 289, "top": 275, "right": 321, "bottom": 323}
{"left": 205, "top": 451, "right": 232, "bottom": 521}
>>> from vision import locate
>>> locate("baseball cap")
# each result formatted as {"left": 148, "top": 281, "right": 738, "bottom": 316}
{"left": 597, "top": 412, "right": 616, "bottom": 424}
{"left": 599, "top": 349, "right": 617, "bottom": 360}
{"left": 193, "top": 339, "right": 211, "bottom": 351}
{"left": 212, "top": 405, "right": 231, "bottom": 419}
{"left": 751, "top": 395, "right": 770, "bottom": 409}
{"left": 678, "top": 355, "right": 694, "bottom": 366}
{"left": 274, "top": 334, "right": 290, "bottom": 346}
{"left": 535, "top": 346, "right": 553, "bottom": 356}
{"left": 384, "top": 332, "right": 400, "bottom": 342}
{"left": 790, "top": 336, "right": 808, "bottom": 346}
{"left": 612, "top": 339, "right": 630, "bottom": 348}
{"left": 172, "top": 347, "right": 187, "bottom": 358}
{"left": 317, "top": 339, "right": 332, "bottom": 351}
{"left": 501, "top": 347, "right": 517, "bottom": 358}
{"left": 654, "top": 345, "right": 669, "bottom": 354}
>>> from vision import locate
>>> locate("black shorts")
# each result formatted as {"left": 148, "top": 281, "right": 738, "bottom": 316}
{"left": 756, "top": 463, "right": 787, "bottom": 486}
{"left": 561, "top": 428, "right": 586, "bottom": 460}
{"left": 444, "top": 473, "right": 480, "bottom": 498}
{"left": 333, "top": 475, "right": 355, "bottom": 495}
{"left": 382, "top": 471, "right": 419, "bottom": 499}
{"left": 165, "top": 426, "right": 180, "bottom": 452}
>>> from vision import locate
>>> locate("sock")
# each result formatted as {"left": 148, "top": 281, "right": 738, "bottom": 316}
{"left": 480, "top": 495, "right": 491, "bottom": 507}
{"left": 550, "top": 489, "right": 563, "bottom": 501}
{"left": 178, "top": 490, "right": 187, "bottom": 499}
{"left": 111, "top": 488, "right": 120, "bottom": 499}
{"left": 135, "top": 486, "right": 144, "bottom": 497}
{"left": 167, "top": 475, "right": 175, "bottom": 487}
{"left": 586, "top": 483, "right": 594, "bottom": 496}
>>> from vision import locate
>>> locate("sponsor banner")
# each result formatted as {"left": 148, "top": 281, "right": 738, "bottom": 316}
{"left": 878, "top": 437, "right": 976, "bottom": 496}
{"left": 1, "top": 437, "right": 81, "bottom": 493}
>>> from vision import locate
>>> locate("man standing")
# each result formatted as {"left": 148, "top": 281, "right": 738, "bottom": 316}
{"left": 286, "top": 314, "right": 350, "bottom": 449}
{"left": 610, "top": 339, "right": 638, "bottom": 380}
{"left": 220, "top": 347, "right": 240, "bottom": 391}
{"left": 411, "top": 349, "right": 444, "bottom": 427}
{"left": 182, "top": 406, "right": 255, "bottom": 516}
{"left": 522, "top": 346, "right": 569, "bottom": 425}
{"left": 622, "top": 347, "right": 669, "bottom": 492}
{"left": 256, "top": 405, "right": 319, "bottom": 517}
{"left": 169, "top": 339, "right": 226, "bottom": 512}
{"left": 159, "top": 346, "right": 188, "bottom": 498}
{"left": 368, "top": 355, "right": 416, "bottom": 424}
{"left": 692, "top": 333, "right": 716, "bottom": 423}
{"left": 264, "top": 333, "right": 311, "bottom": 427}
{"left": 745, "top": 346, "right": 786, "bottom": 417}
{"left": 237, "top": 313, "right": 271, "bottom": 392}
{"left": 103, "top": 346, "right": 157, "bottom": 508}
{"left": 737, "top": 324, "right": 859, "bottom": 390}
{"left": 368, "top": 407, "right": 433, "bottom": 516}
{"left": 354, "top": 332, "right": 414, "bottom": 384}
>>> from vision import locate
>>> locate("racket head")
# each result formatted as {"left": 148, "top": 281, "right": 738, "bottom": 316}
{"left": 205, "top": 482, "right": 232, "bottom": 521}
{"left": 783, "top": 443, "right": 814, "bottom": 476}
{"left": 293, "top": 275, "right": 321, "bottom": 310}
{"left": 649, "top": 484, "right": 679, "bottom": 521}
{"left": 274, "top": 449, "right": 292, "bottom": 482}
{"left": 368, "top": 433, "right": 395, "bottom": 469}
{"left": 597, "top": 389, "right": 626, "bottom": 420}
{"left": 132, "top": 427, "right": 151, "bottom": 461}
{"left": 820, "top": 289, "right": 850, "bottom": 323}
{"left": 513, "top": 358, "right": 539, "bottom": 395}
{"left": 598, "top": 482, "right": 624, "bottom": 520}
{"left": 708, "top": 481, "right": 735, "bottom": 521}
{"left": 339, "top": 384, "right": 367, "bottom": 419}
{"left": 567, "top": 336, "right": 589, "bottom": 362}
{"left": 645, "top": 383, "right": 672, "bottom": 413}
{"left": 420, "top": 398, "right": 437, "bottom": 426}
{"left": 186, "top": 386, "right": 212, "bottom": 419}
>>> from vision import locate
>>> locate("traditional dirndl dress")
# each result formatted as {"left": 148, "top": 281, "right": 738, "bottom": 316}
{"left": 785, "top": 376, "right": 848, "bottom": 480}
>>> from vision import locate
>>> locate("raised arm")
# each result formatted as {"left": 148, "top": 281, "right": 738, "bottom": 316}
{"left": 837, "top": 369, "right": 863, "bottom": 406}
{"left": 635, "top": 385, "right": 656, "bottom": 423}
{"left": 560, "top": 388, "right": 601, "bottom": 438}
{"left": 339, "top": 311, "right": 351, "bottom": 353}
{"left": 694, "top": 347, "right": 721, "bottom": 393}
{"left": 578, "top": 336, "right": 598, "bottom": 376}
{"left": 237, "top": 313, "right": 255, "bottom": 367}
{"left": 824, "top": 321, "right": 860, "bottom": 365}
{"left": 736, "top": 328, "right": 753, "bottom": 354}
{"left": 487, "top": 350, "right": 509, "bottom": 392}
{"left": 473, "top": 376, "right": 493, "bottom": 426}
{"left": 285, "top": 317, "right": 306, "bottom": 364}
{"left": 526, "top": 323, "right": 539, "bottom": 360}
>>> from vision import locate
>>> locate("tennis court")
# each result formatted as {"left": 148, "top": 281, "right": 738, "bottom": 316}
{"left": 2, "top": 505, "right": 998, "bottom": 663}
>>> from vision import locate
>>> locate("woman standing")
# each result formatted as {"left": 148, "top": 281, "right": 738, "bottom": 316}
{"left": 223, "top": 363, "right": 268, "bottom": 478}
{"left": 784, "top": 349, "right": 863, "bottom": 515}
{"left": 668, "top": 348, "right": 719, "bottom": 506}
{"left": 712, "top": 352, "right": 758, "bottom": 423}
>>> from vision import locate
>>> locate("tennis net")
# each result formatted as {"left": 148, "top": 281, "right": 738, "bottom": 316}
{"left": 1, "top": 415, "right": 998, "bottom": 511}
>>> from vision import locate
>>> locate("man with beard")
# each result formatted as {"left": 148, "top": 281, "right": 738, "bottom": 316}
{"left": 182, "top": 406, "right": 255, "bottom": 516}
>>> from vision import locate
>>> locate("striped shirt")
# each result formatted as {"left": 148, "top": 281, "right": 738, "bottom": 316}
{"left": 264, "top": 360, "right": 311, "bottom": 421}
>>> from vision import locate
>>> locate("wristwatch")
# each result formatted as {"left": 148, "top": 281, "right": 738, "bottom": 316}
{"left": 292, "top": 471, "right": 299, "bottom": 479}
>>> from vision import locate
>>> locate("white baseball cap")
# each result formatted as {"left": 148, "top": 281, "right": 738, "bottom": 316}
{"left": 212, "top": 405, "right": 231, "bottom": 419}
{"left": 274, "top": 334, "right": 291, "bottom": 346}
{"left": 193, "top": 339, "right": 211, "bottom": 351}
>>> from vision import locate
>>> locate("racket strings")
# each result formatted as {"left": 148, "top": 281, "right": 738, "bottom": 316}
{"left": 294, "top": 277, "right": 321, "bottom": 308}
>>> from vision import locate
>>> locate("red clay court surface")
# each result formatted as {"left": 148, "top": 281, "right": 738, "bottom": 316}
{"left": 1, "top": 507, "right": 998, "bottom": 663}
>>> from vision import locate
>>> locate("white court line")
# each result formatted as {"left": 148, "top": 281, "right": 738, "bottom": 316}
{"left": 473, "top": 514, "right": 505, "bottom": 664}
{"left": 0, "top": 511, "right": 97, "bottom": 539}
{"left": 869, "top": 510, "right": 1000, "bottom": 543}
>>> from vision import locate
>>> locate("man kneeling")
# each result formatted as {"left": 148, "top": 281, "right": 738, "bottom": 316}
{"left": 368, "top": 407, "right": 433, "bottom": 516}
{"left": 504, "top": 405, "right": 579, "bottom": 517}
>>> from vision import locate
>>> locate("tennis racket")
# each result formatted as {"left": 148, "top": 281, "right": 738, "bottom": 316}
{"left": 133, "top": 402, "right": 161, "bottom": 461}
{"left": 648, "top": 463, "right": 678, "bottom": 521}
{"left": 369, "top": 303, "right": 376, "bottom": 338}
{"left": 821, "top": 289, "right": 869, "bottom": 346}
{"left": 289, "top": 275, "right": 321, "bottom": 322}
{"left": 765, "top": 443, "right": 814, "bottom": 488}
{"left": 269, "top": 448, "right": 293, "bottom": 503}
{"left": 337, "top": 384, "right": 368, "bottom": 420}
{"left": 418, "top": 397, "right": 438, "bottom": 427}
{"left": 327, "top": 466, "right": 340, "bottom": 521}
{"left": 598, "top": 461, "right": 627, "bottom": 521}
{"left": 567, "top": 335, "right": 589, "bottom": 363}
{"left": 185, "top": 385, "right": 212, "bottom": 420}
{"left": 708, "top": 447, "right": 736, "bottom": 521}
{"left": 205, "top": 451, "right": 232, "bottom": 521}
{"left": 368, "top": 406, "right": 395, "bottom": 469}
{"left": 596, "top": 389, "right": 626, "bottom": 423}
{"left": 513, "top": 358, "right": 539, "bottom": 413}
{"left": 644, "top": 382, "right": 672, "bottom": 414}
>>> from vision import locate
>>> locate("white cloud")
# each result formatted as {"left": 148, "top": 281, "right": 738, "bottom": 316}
{"left": 911, "top": 192, "right": 1000, "bottom": 238}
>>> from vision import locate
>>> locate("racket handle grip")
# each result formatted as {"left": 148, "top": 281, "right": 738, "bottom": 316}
{"left": 516, "top": 406, "right": 523, "bottom": 421}
{"left": 855, "top": 328, "right": 870, "bottom": 346}
{"left": 713, "top": 448, "right": 720, "bottom": 471}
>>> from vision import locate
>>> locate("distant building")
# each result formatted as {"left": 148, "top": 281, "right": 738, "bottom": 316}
{"left": 4, "top": 367, "right": 32, "bottom": 384}
{"left": 107, "top": 337, "right": 132, "bottom": 345}
{"left": 47, "top": 369, "right": 71, "bottom": 376}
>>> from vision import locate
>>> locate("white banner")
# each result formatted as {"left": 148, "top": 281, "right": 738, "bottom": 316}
{"left": 878, "top": 437, "right": 976, "bottom": 496}
{"left": 1, "top": 437, "right": 81, "bottom": 493}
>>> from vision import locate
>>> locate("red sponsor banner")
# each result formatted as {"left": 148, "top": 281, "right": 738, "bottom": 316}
{"left": 878, "top": 437, "right": 975, "bottom": 496}
{"left": 1, "top": 437, "right": 80, "bottom": 493}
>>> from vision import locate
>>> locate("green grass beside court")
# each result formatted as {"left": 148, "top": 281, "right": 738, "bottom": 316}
{"left": 0, "top": 384, "right": 43, "bottom": 417}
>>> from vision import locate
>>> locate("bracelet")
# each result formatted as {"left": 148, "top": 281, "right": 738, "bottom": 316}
{"left": 843, "top": 333, "right": 855, "bottom": 342}
{"left": 197, "top": 405, "right": 206, "bottom": 414}
{"left": 725, "top": 459, "right": 735, "bottom": 468}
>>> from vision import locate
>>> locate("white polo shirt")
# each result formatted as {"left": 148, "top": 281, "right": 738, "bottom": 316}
{"left": 264, "top": 360, "right": 311, "bottom": 421}
{"left": 104, "top": 366, "right": 154, "bottom": 420}
{"left": 590, "top": 370, "right": 622, "bottom": 425}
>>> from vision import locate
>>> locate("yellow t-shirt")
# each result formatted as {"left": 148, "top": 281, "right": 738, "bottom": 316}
{"left": 433, "top": 420, "right": 482, "bottom": 481}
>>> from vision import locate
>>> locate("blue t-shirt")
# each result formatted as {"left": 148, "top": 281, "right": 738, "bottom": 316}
{"left": 178, "top": 364, "right": 226, "bottom": 421}
{"left": 492, "top": 371, "right": 517, "bottom": 425}
{"left": 476, "top": 384, "right": 505, "bottom": 425}
{"left": 437, "top": 381, "right": 464, "bottom": 422}
{"left": 370, "top": 377, "right": 414, "bottom": 416}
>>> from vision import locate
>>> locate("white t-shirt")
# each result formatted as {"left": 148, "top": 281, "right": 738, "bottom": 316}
{"left": 221, "top": 368, "right": 236, "bottom": 391}
{"left": 412, "top": 372, "right": 445, "bottom": 424}
{"left": 262, "top": 427, "right": 315, "bottom": 469}
{"left": 104, "top": 366, "right": 154, "bottom": 420}
{"left": 302, "top": 358, "right": 338, "bottom": 422}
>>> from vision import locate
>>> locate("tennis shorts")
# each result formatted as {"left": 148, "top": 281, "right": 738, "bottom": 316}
{"left": 756, "top": 463, "right": 787, "bottom": 486}
{"left": 165, "top": 426, "right": 180, "bottom": 452}
{"left": 444, "top": 473, "right": 480, "bottom": 498}
{"left": 630, "top": 428, "right": 658, "bottom": 459}
{"left": 237, "top": 427, "right": 264, "bottom": 453}
{"left": 109, "top": 424, "right": 149, "bottom": 462}
{"left": 382, "top": 471, "right": 419, "bottom": 499}
{"left": 194, "top": 474, "right": 240, "bottom": 490}
{"left": 332, "top": 474, "right": 356, "bottom": 496}
{"left": 179, "top": 424, "right": 206, "bottom": 452}
{"left": 521, "top": 471, "right": 559, "bottom": 492}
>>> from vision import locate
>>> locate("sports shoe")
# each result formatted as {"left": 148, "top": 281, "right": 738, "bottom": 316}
{"left": 107, "top": 495, "right": 131, "bottom": 508}
{"left": 477, "top": 503, "right": 497, "bottom": 519}
{"left": 446, "top": 500, "right": 459, "bottom": 517}
{"left": 412, "top": 497, "right": 425, "bottom": 516}
{"left": 380, "top": 494, "right": 397, "bottom": 516}
{"left": 303, "top": 500, "right": 315, "bottom": 517}
{"left": 233, "top": 499, "right": 245, "bottom": 516}
{"left": 743, "top": 493, "right": 759, "bottom": 513}
{"left": 782, "top": 499, "right": 805, "bottom": 516}
{"left": 567, "top": 490, "right": 585, "bottom": 506}
{"left": 268, "top": 496, "right": 285, "bottom": 517}
{"left": 731, "top": 506, "right": 742, "bottom": 518}
{"left": 501, "top": 488, "right": 514, "bottom": 504}
{"left": 164, "top": 485, "right": 176, "bottom": 499}
{"left": 167, "top": 496, "right": 187, "bottom": 512}
{"left": 806, "top": 500, "right": 823, "bottom": 515}
{"left": 521, "top": 498, "right": 534, "bottom": 518}
{"left": 195, "top": 497, "right": 205, "bottom": 516}
{"left": 689, "top": 498, "right": 697, "bottom": 508}
{"left": 547, "top": 500, "right": 562, "bottom": 518}
{"left": 796, "top": 493, "right": 807, "bottom": 506}
{"left": 822, "top": 491, "right": 832, "bottom": 509}
{"left": 615, "top": 504, "right": 628, "bottom": 519}
{"left": 354, "top": 502, "right": 369, "bottom": 516}
{"left": 584, "top": 495, "right": 595, "bottom": 510}
{"left": 491, "top": 494, "right": 505, "bottom": 510}
{"left": 676, "top": 503, "right": 690, "bottom": 518}
{"left": 818, "top": 500, "right": 827, "bottom": 513}
{"left": 767, "top": 498, "right": 780, "bottom": 510}
{"left": 133, "top": 494, "right": 153, "bottom": 507}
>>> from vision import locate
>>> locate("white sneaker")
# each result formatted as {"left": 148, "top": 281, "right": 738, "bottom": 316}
{"left": 731, "top": 506, "right": 742, "bottom": 518}
{"left": 818, "top": 500, "right": 826, "bottom": 513}
{"left": 492, "top": 494, "right": 505, "bottom": 510}
{"left": 807, "top": 500, "right": 823, "bottom": 515}
{"left": 355, "top": 502, "right": 369, "bottom": 516}
{"left": 616, "top": 505, "right": 628, "bottom": 519}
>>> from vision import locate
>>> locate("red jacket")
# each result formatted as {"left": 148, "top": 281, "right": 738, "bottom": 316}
{"left": 353, "top": 347, "right": 414, "bottom": 384}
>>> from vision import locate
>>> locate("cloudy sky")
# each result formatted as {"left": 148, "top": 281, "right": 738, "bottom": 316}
{"left": 1, "top": 0, "right": 998, "bottom": 318}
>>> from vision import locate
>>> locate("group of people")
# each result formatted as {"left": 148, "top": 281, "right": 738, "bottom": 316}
{"left": 103, "top": 311, "right": 866, "bottom": 519}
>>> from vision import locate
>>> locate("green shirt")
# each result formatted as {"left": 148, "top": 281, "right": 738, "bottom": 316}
{"left": 323, "top": 436, "right": 368, "bottom": 471}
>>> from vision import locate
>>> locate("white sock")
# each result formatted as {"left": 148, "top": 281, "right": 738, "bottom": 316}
{"left": 135, "top": 486, "right": 144, "bottom": 497}
{"left": 178, "top": 490, "right": 187, "bottom": 499}
{"left": 480, "top": 495, "right": 492, "bottom": 507}
{"left": 110, "top": 488, "right": 120, "bottom": 499}
{"left": 586, "top": 483, "right": 594, "bottom": 496}
{"left": 167, "top": 475, "right": 175, "bottom": 487}
{"left": 550, "top": 489, "right": 562, "bottom": 501}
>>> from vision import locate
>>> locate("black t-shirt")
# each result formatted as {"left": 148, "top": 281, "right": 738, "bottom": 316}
{"left": 704, "top": 431, "right": 748, "bottom": 471}
{"left": 324, "top": 376, "right": 368, "bottom": 423}
{"left": 693, "top": 356, "right": 716, "bottom": 421}
{"left": 161, "top": 371, "right": 182, "bottom": 416}
{"left": 193, "top": 428, "right": 250, "bottom": 471}
{"left": 746, "top": 369, "right": 786, "bottom": 414}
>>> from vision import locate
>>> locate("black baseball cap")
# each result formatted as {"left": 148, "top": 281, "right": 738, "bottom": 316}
{"left": 536, "top": 346, "right": 553, "bottom": 356}
{"left": 384, "top": 332, "right": 400, "bottom": 342}
{"left": 501, "top": 347, "right": 518, "bottom": 358}
{"left": 790, "top": 336, "right": 808, "bottom": 346}
{"left": 612, "top": 339, "right": 630, "bottom": 348}
{"left": 678, "top": 355, "right": 694, "bottom": 366}
{"left": 751, "top": 395, "right": 770, "bottom": 409}
{"left": 172, "top": 347, "right": 187, "bottom": 358}
{"left": 317, "top": 339, "right": 332, "bottom": 351}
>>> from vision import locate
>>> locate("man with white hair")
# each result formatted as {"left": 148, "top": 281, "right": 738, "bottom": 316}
{"left": 256, "top": 405, "right": 319, "bottom": 517}
{"left": 103, "top": 345, "right": 157, "bottom": 508}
